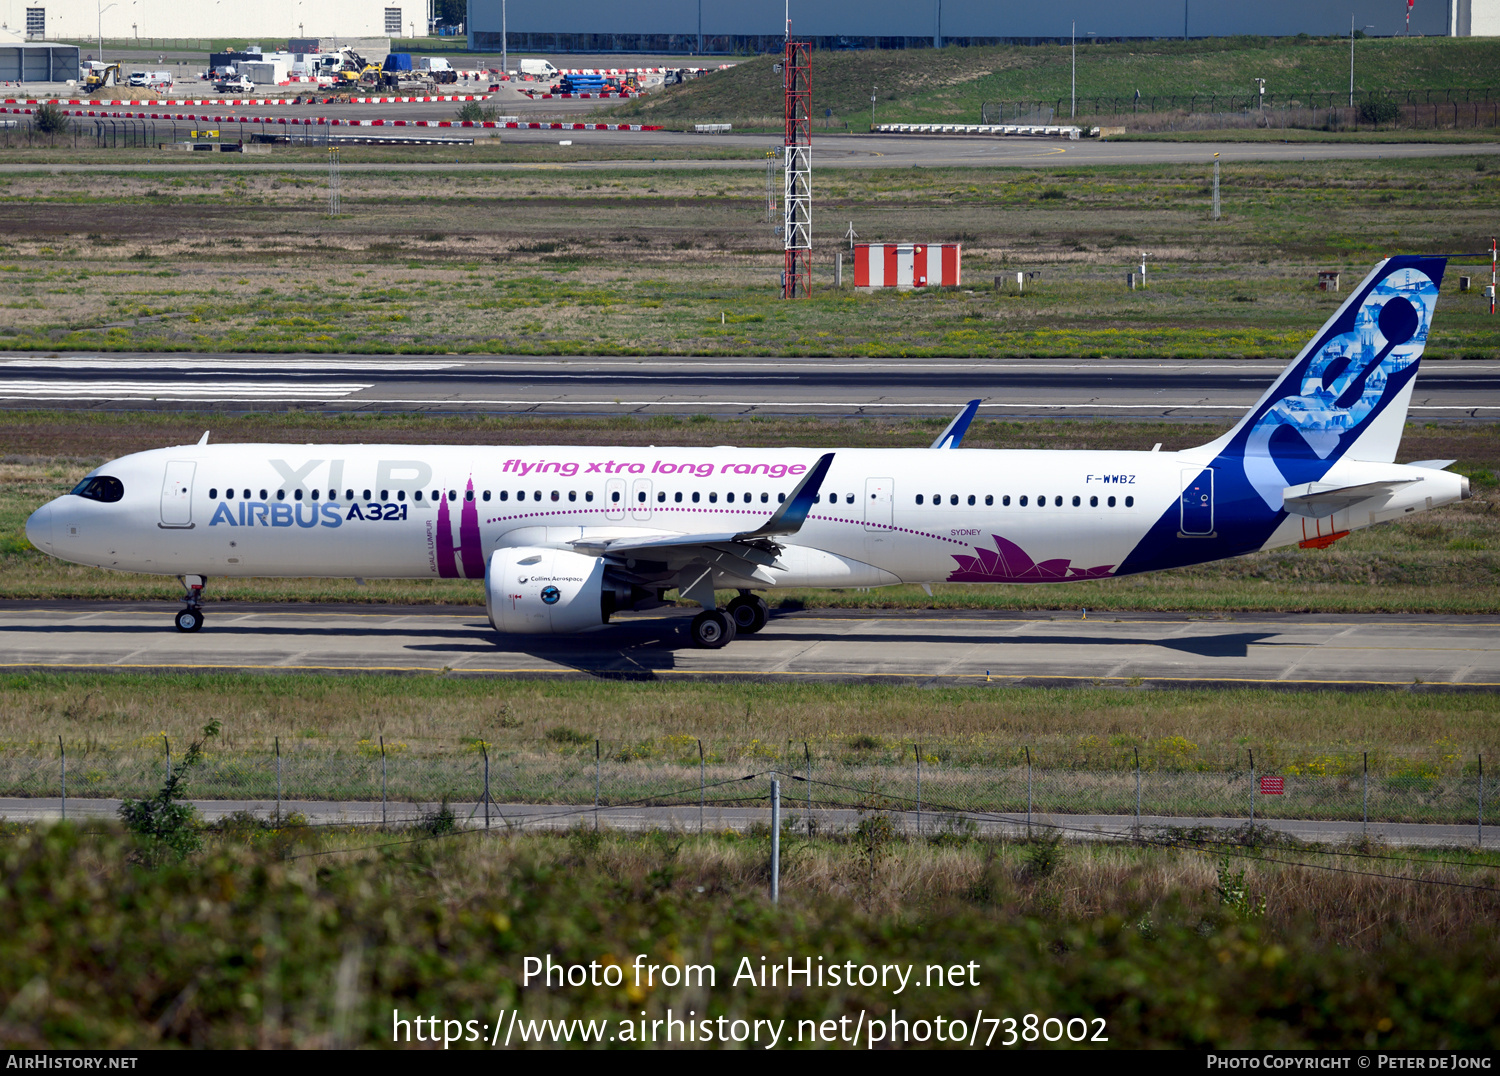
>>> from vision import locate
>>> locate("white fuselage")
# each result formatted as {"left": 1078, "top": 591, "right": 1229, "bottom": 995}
{"left": 25, "top": 442, "right": 1466, "bottom": 589}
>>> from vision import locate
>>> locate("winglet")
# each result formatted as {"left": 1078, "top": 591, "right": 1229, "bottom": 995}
{"left": 930, "top": 399, "right": 981, "bottom": 449}
{"left": 197, "top": 431, "right": 210, "bottom": 446}
{"left": 734, "top": 452, "right": 834, "bottom": 540}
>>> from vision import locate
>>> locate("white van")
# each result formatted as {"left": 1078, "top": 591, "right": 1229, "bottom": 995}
{"left": 518, "top": 59, "right": 559, "bottom": 80}
{"left": 128, "top": 70, "right": 173, "bottom": 89}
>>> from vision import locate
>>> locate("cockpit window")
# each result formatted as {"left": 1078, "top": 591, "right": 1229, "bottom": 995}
{"left": 70, "top": 476, "right": 124, "bottom": 503}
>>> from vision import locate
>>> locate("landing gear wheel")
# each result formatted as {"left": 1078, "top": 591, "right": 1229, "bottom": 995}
{"left": 174, "top": 607, "right": 204, "bottom": 633}
{"left": 727, "top": 594, "right": 769, "bottom": 634}
{"left": 689, "top": 609, "right": 736, "bottom": 649}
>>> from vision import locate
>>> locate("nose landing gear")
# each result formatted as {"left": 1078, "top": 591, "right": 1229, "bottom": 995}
{"left": 175, "top": 574, "right": 206, "bottom": 632}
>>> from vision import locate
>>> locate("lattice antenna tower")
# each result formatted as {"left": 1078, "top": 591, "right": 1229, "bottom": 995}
{"left": 328, "top": 146, "right": 341, "bottom": 216}
{"left": 782, "top": 40, "right": 812, "bottom": 299}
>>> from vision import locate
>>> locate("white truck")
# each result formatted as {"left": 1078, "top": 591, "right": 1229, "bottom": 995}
{"left": 416, "top": 56, "right": 458, "bottom": 84}
{"left": 128, "top": 70, "right": 174, "bottom": 90}
{"left": 518, "top": 59, "right": 559, "bottom": 80}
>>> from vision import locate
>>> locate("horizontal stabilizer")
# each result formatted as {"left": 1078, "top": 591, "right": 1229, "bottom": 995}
{"left": 1281, "top": 478, "right": 1417, "bottom": 517}
{"left": 930, "top": 400, "right": 982, "bottom": 450}
{"left": 1408, "top": 459, "right": 1457, "bottom": 470}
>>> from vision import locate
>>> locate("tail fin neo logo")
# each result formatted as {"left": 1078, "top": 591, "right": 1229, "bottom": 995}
{"left": 1232, "top": 260, "right": 1441, "bottom": 511}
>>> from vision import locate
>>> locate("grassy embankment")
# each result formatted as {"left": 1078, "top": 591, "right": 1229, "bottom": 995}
{"left": 4, "top": 672, "right": 1497, "bottom": 773}
{"left": 4, "top": 674, "right": 1495, "bottom": 819}
{"left": 606, "top": 36, "right": 1500, "bottom": 130}
{"left": 3, "top": 821, "right": 1499, "bottom": 1048}
{"left": 1, "top": 413, "right": 1496, "bottom": 613}
{"left": 0, "top": 157, "right": 1497, "bottom": 359}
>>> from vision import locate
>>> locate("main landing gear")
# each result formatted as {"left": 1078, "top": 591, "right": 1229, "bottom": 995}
{"left": 175, "top": 574, "right": 206, "bottom": 633}
{"left": 689, "top": 609, "right": 735, "bottom": 649}
{"left": 689, "top": 593, "right": 770, "bottom": 649}
{"left": 727, "top": 592, "right": 769, "bottom": 634}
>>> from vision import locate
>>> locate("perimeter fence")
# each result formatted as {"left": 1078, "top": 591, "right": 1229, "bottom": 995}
{"left": 2, "top": 738, "right": 1491, "bottom": 831}
{"left": 984, "top": 87, "right": 1500, "bottom": 128}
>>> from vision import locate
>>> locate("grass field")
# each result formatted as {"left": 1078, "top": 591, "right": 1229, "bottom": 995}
{"left": 3, "top": 413, "right": 1496, "bottom": 613}
{"left": 607, "top": 37, "right": 1500, "bottom": 128}
{"left": 3, "top": 822, "right": 1498, "bottom": 1047}
{"left": 0, "top": 156, "right": 1496, "bottom": 359}
{"left": 5, "top": 673, "right": 1496, "bottom": 773}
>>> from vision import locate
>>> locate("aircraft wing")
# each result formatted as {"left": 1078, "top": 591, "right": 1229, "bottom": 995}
{"left": 569, "top": 452, "right": 835, "bottom": 563}
{"left": 930, "top": 399, "right": 982, "bottom": 450}
{"left": 1281, "top": 478, "right": 1418, "bottom": 517}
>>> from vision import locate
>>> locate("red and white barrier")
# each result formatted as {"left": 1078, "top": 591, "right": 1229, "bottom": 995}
{"left": 1, "top": 105, "right": 661, "bottom": 132}
{"left": 522, "top": 91, "right": 635, "bottom": 100}
{"left": 4, "top": 95, "right": 494, "bottom": 106}
{"left": 552, "top": 65, "right": 734, "bottom": 74}
{"left": 854, "top": 243, "right": 961, "bottom": 289}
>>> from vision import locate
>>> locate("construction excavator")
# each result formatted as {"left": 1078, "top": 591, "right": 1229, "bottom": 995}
{"left": 81, "top": 61, "right": 124, "bottom": 93}
{"left": 319, "top": 48, "right": 382, "bottom": 96}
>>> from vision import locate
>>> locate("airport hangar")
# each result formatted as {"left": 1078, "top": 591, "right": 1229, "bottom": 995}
{"left": 466, "top": 0, "right": 1499, "bottom": 51}
{"left": 2, "top": 0, "right": 1496, "bottom": 49}
{"left": 0, "top": 0, "right": 419, "bottom": 43}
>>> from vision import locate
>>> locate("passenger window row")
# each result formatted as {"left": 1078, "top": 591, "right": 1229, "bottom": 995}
{"left": 914, "top": 493, "right": 1134, "bottom": 508}
{"left": 206, "top": 487, "right": 794, "bottom": 507}
{"left": 205, "top": 485, "right": 1135, "bottom": 511}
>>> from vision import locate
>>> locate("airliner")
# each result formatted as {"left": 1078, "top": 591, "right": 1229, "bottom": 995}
{"left": 24, "top": 256, "right": 1469, "bottom": 648}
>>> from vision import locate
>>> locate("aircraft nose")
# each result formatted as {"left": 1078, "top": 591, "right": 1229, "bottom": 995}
{"left": 25, "top": 501, "right": 53, "bottom": 551}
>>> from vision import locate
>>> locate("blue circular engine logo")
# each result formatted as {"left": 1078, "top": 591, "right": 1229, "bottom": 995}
{"left": 541, "top": 586, "right": 561, "bottom": 605}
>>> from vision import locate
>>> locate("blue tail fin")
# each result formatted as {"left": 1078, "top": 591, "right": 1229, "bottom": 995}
{"left": 1195, "top": 255, "right": 1445, "bottom": 511}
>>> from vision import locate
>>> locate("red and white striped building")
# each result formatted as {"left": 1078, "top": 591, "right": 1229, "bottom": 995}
{"left": 853, "top": 243, "right": 961, "bottom": 289}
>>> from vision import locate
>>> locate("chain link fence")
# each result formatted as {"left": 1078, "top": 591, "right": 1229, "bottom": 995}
{"left": 3, "top": 739, "right": 1493, "bottom": 831}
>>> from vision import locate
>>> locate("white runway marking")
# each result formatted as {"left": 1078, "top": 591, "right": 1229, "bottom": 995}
{"left": 0, "top": 380, "right": 373, "bottom": 399}
{"left": 2, "top": 358, "right": 459, "bottom": 372}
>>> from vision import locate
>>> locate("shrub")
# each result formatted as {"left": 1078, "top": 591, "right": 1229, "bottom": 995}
{"left": 455, "top": 101, "right": 499, "bottom": 122}
{"left": 1358, "top": 95, "right": 1400, "bottom": 125}
{"left": 32, "top": 101, "right": 71, "bottom": 135}
{"left": 117, "top": 721, "right": 219, "bottom": 866}
{"left": 420, "top": 797, "right": 458, "bottom": 836}
{"left": 1022, "top": 832, "right": 1065, "bottom": 880}
{"left": 545, "top": 725, "right": 589, "bottom": 745}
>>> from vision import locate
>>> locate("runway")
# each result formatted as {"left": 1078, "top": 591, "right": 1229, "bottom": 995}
{"left": 3, "top": 353, "right": 1496, "bottom": 419}
{"left": 2, "top": 603, "right": 1496, "bottom": 689}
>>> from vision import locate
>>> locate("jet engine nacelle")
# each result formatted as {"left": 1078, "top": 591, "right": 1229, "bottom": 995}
{"left": 485, "top": 546, "right": 608, "bottom": 634}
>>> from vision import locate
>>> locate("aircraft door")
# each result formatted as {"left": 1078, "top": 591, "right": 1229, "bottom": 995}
{"left": 631, "top": 478, "right": 653, "bottom": 521}
{"left": 864, "top": 477, "right": 893, "bottom": 531}
{"left": 605, "top": 477, "right": 626, "bottom": 521}
{"left": 1179, "top": 468, "right": 1214, "bottom": 536}
{"left": 160, "top": 460, "right": 196, "bottom": 528}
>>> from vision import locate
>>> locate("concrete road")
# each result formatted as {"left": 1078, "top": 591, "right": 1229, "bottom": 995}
{"left": 5, "top": 115, "right": 1498, "bottom": 170}
{"left": 4, "top": 795, "right": 1493, "bottom": 846}
{"left": 3, "top": 353, "right": 1496, "bottom": 420}
{"left": 1, "top": 603, "right": 1496, "bottom": 689}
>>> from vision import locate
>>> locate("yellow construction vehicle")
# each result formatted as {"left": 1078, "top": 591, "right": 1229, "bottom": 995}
{"left": 319, "top": 48, "right": 383, "bottom": 95}
{"left": 82, "top": 62, "right": 124, "bottom": 93}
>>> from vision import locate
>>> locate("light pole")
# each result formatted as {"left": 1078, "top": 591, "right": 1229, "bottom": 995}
{"left": 97, "top": 0, "right": 117, "bottom": 64}
{"left": 1071, "top": 21, "right": 1075, "bottom": 119}
{"left": 501, "top": 0, "right": 507, "bottom": 83}
{"left": 1349, "top": 16, "right": 1373, "bottom": 107}
{"left": 871, "top": 85, "right": 877, "bottom": 128}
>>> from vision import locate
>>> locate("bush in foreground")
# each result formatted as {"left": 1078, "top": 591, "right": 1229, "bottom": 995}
{"left": 0, "top": 826, "right": 1497, "bottom": 1048}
